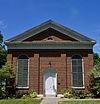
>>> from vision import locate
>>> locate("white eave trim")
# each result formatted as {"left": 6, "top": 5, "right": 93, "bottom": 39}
{"left": 5, "top": 42, "right": 94, "bottom": 49}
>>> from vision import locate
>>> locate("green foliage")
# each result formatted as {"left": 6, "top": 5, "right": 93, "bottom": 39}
{"left": 0, "top": 46, "right": 6, "bottom": 68}
{"left": 0, "top": 86, "right": 6, "bottom": 98}
{"left": 89, "top": 78, "right": 100, "bottom": 98}
{"left": 0, "top": 32, "right": 6, "bottom": 68}
{"left": 89, "top": 61, "right": 100, "bottom": 77}
{"left": 16, "top": 92, "right": 28, "bottom": 99}
{"left": 0, "top": 63, "right": 15, "bottom": 80}
{"left": 21, "top": 94, "right": 29, "bottom": 99}
{"left": 61, "top": 88, "right": 94, "bottom": 99}
{"left": 72, "top": 91, "right": 93, "bottom": 99}
{"left": 89, "top": 62, "right": 100, "bottom": 98}
{"left": 29, "top": 90, "right": 37, "bottom": 98}
{"left": 61, "top": 88, "right": 73, "bottom": 98}
{"left": 85, "top": 92, "right": 94, "bottom": 98}
{"left": 93, "top": 53, "right": 100, "bottom": 65}
{"left": 63, "top": 92, "right": 72, "bottom": 98}
{"left": 0, "top": 32, "right": 3, "bottom": 44}
{"left": 73, "top": 91, "right": 86, "bottom": 99}
{"left": 0, "top": 63, "right": 15, "bottom": 98}
{"left": 16, "top": 90, "right": 37, "bottom": 99}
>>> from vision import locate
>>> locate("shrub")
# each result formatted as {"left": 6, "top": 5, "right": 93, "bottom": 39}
{"left": 0, "top": 63, "right": 15, "bottom": 98}
{"left": 16, "top": 91, "right": 28, "bottom": 98}
{"left": 89, "top": 61, "right": 100, "bottom": 98}
{"left": 77, "top": 91, "right": 85, "bottom": 99}
{"left": 61, "top": 88, "right": 73, "bottom": 98}
{"left": 29, "top": 90, "right": 37, "bottom": 98}
{"left": 72, "top": 90, "right": 86, "bottom": 99}
{"left": 63, "top": 92, "right": 72, "bottom": 98}
{"left": 61, "top": 88, "right": 95, "bottom": 99}
{"left": 0, "top": 86, "right": 6, "bottom": 99}
{"left": 85, "top": 92, "right": 94, "bottom": 98}
{"left": 16, "top": 90, "right": 37, "bottom": 99}
{"left": 71, "top": 90, "right": 79, "bottom": 99}
{"left": 21, "top": 94, "right": 29, "bottom": 99}
{"left": 89, "top": 78, "right": 100, "bottom": 98}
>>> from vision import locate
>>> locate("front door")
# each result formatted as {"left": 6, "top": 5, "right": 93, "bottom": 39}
{"left": 44, "top": 69, "right": 57, "bottom": 96}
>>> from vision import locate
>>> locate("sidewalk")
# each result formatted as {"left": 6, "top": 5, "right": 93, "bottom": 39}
{"left": 40, "top": 97, "right": 100, "bottom": 104}
{"left": 40, "top": 97, "right": 59, "bottom": 104}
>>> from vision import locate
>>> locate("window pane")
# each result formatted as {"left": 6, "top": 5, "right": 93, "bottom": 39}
{"left": 72, "top": 60, "right": 77, "bottom": 65}
{"left": 77, "top": 66, "right": 82, "bottom": 72}
{"left": 72, "top": 73, "right": 83, "bottom": 87}
{"left": 72, "top": 66, "right": 77, "bottom": 72}
{"left": 72, "top": 55, "right": 83, "bottom": 87}
{"left": 78, "top": 80, "right": 83, "bottom": 87}
{"left": 17, "top": 56, "right": 28, "bottom": 87}
{"left": 72, "top": 73, "right": 78, "bottom": 80}
{"left": 78, "top": 73, "right": 83, "bottom": 81}
{"left": 73, "top": 79, "right": 78, "bottom": 87}
{"left": 77, "top": 60, "right": 82, "bottom": 65}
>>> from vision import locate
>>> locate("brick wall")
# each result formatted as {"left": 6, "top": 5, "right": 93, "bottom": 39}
{"left": 7, "top": 49, "right": 93, "bottom": 94}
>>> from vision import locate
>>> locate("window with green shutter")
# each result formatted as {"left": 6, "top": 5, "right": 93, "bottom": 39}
{"left": 16, "top": 55, "right": 29, "bottom": 88}
{"left": 72, "top": 55, "right": 84, "bottom": 88}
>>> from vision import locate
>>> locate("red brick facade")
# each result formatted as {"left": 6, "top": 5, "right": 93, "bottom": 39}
{"left": 6, "top": 20, "right": 95, "bottom": 96}
{"left": 7, "top": 49, "right": 93, "bottom": 94}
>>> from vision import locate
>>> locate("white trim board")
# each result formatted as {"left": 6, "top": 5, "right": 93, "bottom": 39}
{"left": 6, "top": 42, "right": 94, "bottom": 49}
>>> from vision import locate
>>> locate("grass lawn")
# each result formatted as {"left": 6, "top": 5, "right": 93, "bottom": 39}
{"left": 58, "top": 100, "right": 100, "bottom": 104}
{"left": 0, "top": 98, "right": 42, "bottom": 104}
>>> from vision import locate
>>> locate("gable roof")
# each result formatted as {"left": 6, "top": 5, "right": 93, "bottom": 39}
{"left": 5, "top": 20, "right": 96, "bottom": 43}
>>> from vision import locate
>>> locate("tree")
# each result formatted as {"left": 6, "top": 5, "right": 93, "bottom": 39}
{"left": 0, "top": 63, "right": 15, "bottom": 98}
{"left": 0, "top": 63, "right": 15, "bottom": 81}
{"left": 89, "top": 61, "right": 100, "bottom": 98}
{"left": 0, "top": 32, "right": 3, "bottom": 44}
{"left": 0, "top": 32, "right": 6, "bottom": 68}
{"left": 93, "top": 53, "right": 100, "bottom": 65}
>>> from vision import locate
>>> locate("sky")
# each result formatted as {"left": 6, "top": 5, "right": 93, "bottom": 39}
{"left": 0, "top": 0, "right": 100, "bottom": 54}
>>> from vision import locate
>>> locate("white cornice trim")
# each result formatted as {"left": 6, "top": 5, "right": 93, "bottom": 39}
{"left": 6, "top": 42, "right": 94, "bottom": 49}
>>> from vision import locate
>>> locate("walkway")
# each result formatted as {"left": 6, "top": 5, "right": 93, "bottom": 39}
{"left": 40, "top": 97, "right": 59, "bottom": 104}
{"left": 40, "top": 97, "right": 100, "bottom": 104}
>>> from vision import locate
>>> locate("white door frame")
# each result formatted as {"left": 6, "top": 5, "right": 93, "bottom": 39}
{"left": 43, "top": 68, "right": 57, "bottom": 96}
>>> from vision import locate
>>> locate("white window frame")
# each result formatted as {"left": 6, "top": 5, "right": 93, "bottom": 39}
{"left": 16, "top": 55, "right": 29, "bottom": 89}
{"left": 71, "top": 55, "right": 85, "bottom": 89}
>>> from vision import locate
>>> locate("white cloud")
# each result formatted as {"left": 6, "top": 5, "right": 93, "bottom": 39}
{"left": 0, "top": 20, "right": 7, "bottom": 29}
{"left": 94, "top": 43, "right": 100, "bottom": 47}
{"left": 94, "top": 43, "right": 100, "bottom": 54}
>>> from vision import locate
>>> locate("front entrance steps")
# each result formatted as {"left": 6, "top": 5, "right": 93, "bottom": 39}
{"left": 37, "top": 94, "right": 64, "bottom": 98}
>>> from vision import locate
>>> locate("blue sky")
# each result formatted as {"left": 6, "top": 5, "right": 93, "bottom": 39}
{"left": 0, "top": 0, "right": 100, "bottom": 54}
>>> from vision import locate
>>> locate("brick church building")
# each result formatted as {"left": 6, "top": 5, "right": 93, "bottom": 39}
{"left": 5, "top": 20, "right": 96, "bottom": 97}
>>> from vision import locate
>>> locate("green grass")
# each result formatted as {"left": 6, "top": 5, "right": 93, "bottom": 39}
{"left": 59, "top": 100, "right": 100, "bottom": 104}
{"left": 0, "top": 98, "right": 41, "bottom": 104}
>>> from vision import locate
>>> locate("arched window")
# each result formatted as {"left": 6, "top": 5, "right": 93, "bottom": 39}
{"left": 16, "top": 55, "right": 29, "bottom": 88}
{"left": 72, "top": 55, "right": 84, "bottom": 88}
